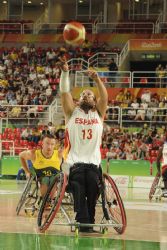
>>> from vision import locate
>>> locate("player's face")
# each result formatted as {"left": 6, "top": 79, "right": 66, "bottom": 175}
{"left": 42, "top": 137, "right": 56, "bottom": 156}
{"left": 79, "top": 90, "right": 95, "bottom": 110}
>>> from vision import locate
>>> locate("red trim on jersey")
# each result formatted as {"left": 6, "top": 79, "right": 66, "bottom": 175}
{"left": 64, "top": 128, "right": 71, "bottom": 155}
{"left": 162, "top": 165, "right": 167, "bottom": 174}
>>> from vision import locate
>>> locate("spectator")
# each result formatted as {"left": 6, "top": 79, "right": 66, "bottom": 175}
{"left": 41, "top": 125, "right": 50, "bottom": 136}
{"left": 27, "top": 106, "right": 38, "bottom": 118}
{"left": 31, "top": 126, "right": 41, "bottom": 144}
{"left": 9, "top": 106, "right": 21, "bottom": 117}
{"left": 48, "top": 122, "right": 56, "bottom": 134}
{"left": 107, "top": 58, "right": 118, "bottom": 86}
{"left": 141, "top": 89, "right": 151, "bottom": 103}
{"left": 21, "top": 127, "right": 32, "bottom": 141}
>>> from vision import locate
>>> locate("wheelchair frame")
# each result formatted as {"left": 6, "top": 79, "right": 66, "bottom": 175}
{"left": 37, "top": 172, "right": 127, "bottom": 235}
{"left": 149, "top": 173, "right": 165, "bottom": 201}
{"left": 16, "top": 175, "right": 40, "bottom": 216}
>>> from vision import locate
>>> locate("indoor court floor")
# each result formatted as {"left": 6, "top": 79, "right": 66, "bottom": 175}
{"left": 0, "top": 179, "right": 167, "bottom": 250}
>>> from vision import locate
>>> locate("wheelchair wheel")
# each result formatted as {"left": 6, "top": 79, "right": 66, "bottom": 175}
{"left": 149, "top": 173, "right": 160, "bottom": 201}
{"left": 16, "top": 175, "right": 34, "bottom": 215}
{"left": 103, "top": 173, "right": 127, "bottom": 234}
{"left": 38, "top": 172, "right": 67, "bottom": 232}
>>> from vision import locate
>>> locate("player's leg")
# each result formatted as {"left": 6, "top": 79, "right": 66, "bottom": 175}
{"left": 86, "top": 166, "right": 102, "bottom": 224}
{"left": 38, "top": 172, "right": 67, "bottom": 232}
{"left": 69, "top": 165, "right": 89, "bottom": 224}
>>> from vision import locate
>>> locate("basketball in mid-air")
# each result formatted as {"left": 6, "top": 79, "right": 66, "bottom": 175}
{"left": 63, "top": 21, "right": 86, "bottom": 46}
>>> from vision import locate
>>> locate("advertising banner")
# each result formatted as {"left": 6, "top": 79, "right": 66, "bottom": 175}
{"left": 130, "top": 39, "right": 167, "bottom": 51}
{"left": 110, "top": 175, "right": 130, "bottom": 188}
{"left": 133, "top": 176, "right": 154, "bottom": 188}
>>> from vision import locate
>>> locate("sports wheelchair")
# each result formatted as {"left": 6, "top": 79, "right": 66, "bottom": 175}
{"left": 149, "top": 165, "right": 167, "bottom": 201}
{"left": 37, "top": 172, "right": 127, "bottom": 235}
{"left": 16, "top": 175, "right": 40, "bottom": 216}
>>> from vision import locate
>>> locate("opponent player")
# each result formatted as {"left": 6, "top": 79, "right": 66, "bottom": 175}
{"left": 19, "top": 134, "right": 63, "bottom": 197}
{"left": 156, "top": 135, "right": 167, "bottom": 197}
{"left": 59, "top": 60, "right": 108, "bottom": 232}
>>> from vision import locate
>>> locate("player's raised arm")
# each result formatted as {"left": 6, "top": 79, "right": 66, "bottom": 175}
{"left": 59, "top": 62, "right": 75, "bottom": 122}
{"left": 86, "top": 70, "right": 108, "bottom": 119}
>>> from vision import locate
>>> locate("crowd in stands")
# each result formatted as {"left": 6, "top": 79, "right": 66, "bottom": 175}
{"left": 106, "top": 89, "right": 167, "bottom": 122}
{"left": 0, "top": 121, "right": 165, "bottom": 162}
{"left": 155, "top": 64, "right": 167, "bottom": 87}
{"left": 101, "top": 122, "right": 165, "bottom": 161}
{"left": 0, "top": 121, "right": 65, "bottom": 155}
{"left": 0, "top": 41, "right": 120, "bottom": 118}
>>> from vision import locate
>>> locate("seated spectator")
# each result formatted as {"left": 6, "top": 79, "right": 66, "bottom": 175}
{"left": 0, "top": 105, "right": 6, "bottom": 117}
{"left": 131, "top": 98, "right": 139, "bottom": 109}
{"left": 141, "top": 89, "right": 151, "bottom": 103}
{"left": 27, "top": 106, "right": 38, "bottom": 118}
{"left": 8, "top": 95, "right": 18, "bottom": 105}
{"left": 137, "top": 140, "right": 149, "bottom": 160}
{"left": 45, "top": 85, "right": 52, "bottom": 98}
{"left": 31, "top": 126, "right": 41, "bottom": 144}
{"left": 40, "top": 75, "right": 49, "bottom": 88}
{"left": 115, "top": 89, "right": 124, "bottom": 103}
{"left": 134, "top": 104, "right": 146, "bottom": 121}
{"left": 107, "top": 58, "right": 118, "bottom": 85}
{"left": 127, "top": 108, "right": 136, "bottom": 120}
{"left": 21, "top": 127, "right": 32, "bottom": 141}
{"left": 106, "top": 146, "right": 117, "bottom": 160}
{"left": 41, "top": 125, "right": 50, "bottom": 136}
{"left": 100, "top": 143, "right": 109, "bottom": 159}
{"left": 9, "top": 106, "right": 21, "bottom": 117}
{"left": 48, "top": 122, "right": 56, "bottom": 134}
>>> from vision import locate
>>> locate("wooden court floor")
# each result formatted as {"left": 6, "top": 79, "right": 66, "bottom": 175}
{"left": 0, "top": 179, "right": 167, "bottom": 250}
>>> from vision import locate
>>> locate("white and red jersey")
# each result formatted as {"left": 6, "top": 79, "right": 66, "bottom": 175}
{"left": 65, "top": 107, "right": 103, "bottom": 166}
{"left": 162, "top": 142, "right": 167, "bottom": 165}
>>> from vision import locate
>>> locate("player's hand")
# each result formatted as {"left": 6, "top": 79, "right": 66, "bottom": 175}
{"left": 61, "top": 62, "right": 69, "bottom": 72}
{"left": 57, "top": 59, "right": 69, "bottom": 72}
{"left": 25, "top": 171, "right": 31, "bottom": 179}
{"left": 85, "top": 70, "right": 99, "bottom": 80}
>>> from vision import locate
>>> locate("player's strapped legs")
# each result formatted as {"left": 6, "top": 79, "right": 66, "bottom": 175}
{"left": 69, "top": 163, "right": 101, "bottom": 224}
{"left": 85, "top": 165, "right": 102, "bottom": 224}
{"left": 69, "top": 165, "right": 89, "bottom": 223}
{"left": 36, "top": 168, "right": 60, "bottom": 197}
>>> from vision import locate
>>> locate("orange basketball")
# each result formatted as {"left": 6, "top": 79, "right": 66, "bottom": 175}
{"left": 63, "top": 21, "right": 86, "bottom": 46}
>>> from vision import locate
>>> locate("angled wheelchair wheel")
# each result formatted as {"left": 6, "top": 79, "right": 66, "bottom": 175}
{"left": 38, "top": 172, "right": 67, "bottom": 232}
{"left": 16, "top": 175, "right": 37, "bottom": 215}
{"left": 103, "top": 173, "right": 127, "bottom": 234}
{"left": 149, "top": 173, "right": 160, "bottom": 201}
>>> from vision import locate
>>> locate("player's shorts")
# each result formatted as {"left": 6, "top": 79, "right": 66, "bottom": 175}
{"left": 33, "top": 167, "right": 60, "bottom": 185}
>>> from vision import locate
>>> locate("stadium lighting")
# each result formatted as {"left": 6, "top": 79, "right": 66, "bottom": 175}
{"left": 79, "top": 0, "right": 83, "bottom": 3}
{"left": 135, "top": 0, "right": 139, "bottom": 2}
{"left": 27, "top": 0, "right": 32, "bottom": 3}
{"left": 3, "top": 0, "right": 7, "bottom": 3}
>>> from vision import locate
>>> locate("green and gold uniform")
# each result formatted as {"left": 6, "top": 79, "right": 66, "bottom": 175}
{"left": 32, "top": 149, "right": 62, "bottom": 184}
